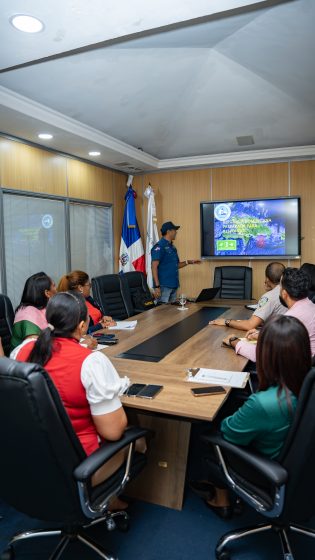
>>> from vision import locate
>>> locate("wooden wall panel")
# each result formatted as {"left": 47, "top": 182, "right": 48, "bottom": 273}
{"left": 211, "top": 163, "right": 291, "bottom": 299}
{"left": 142, "top": 170, "right": 211, "bottom": 297}
{"left": 0, "top": 138, "right": 67, "bottom": 196}
{"left": 67, "top": 158, "right": 113, "bottom": 202}
{"left": 291, "top": 161, "right": 315, "bottom": 265}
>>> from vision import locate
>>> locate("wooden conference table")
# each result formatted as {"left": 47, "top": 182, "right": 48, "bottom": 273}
{"left": 102, "top": 301, "right": 252, "bottom": 510}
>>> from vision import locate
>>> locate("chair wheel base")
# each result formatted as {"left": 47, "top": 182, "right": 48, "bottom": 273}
{"left": 0, "top": 547, "right": 14, "bottom": 560}
{"left": 115, "top": 516, "right": 130, "bottom": 533}
{"left": 216, "top": 551, "right": 230, "bottom": 560}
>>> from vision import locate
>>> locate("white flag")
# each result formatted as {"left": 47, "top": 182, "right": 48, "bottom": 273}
{"left": 144, "top": 185, "right": 159, "bottom": 289}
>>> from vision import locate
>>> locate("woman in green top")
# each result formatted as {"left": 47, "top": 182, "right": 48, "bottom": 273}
{"left": 10, "top": 272, "right": 56, "bottom": 352}
{"left": 193, "top": 315, "right": 312, "bottom": 518}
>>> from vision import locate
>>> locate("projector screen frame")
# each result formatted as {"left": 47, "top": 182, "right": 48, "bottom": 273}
{"left": 200, "top": 195, "right": 301, "bottom": 261}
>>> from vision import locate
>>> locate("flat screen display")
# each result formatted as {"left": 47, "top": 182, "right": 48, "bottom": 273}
{"left": 200, "top": 197, "right": 301, "bottom": 259}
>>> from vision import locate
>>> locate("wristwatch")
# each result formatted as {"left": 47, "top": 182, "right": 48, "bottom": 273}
{"left": 155, "top": 285, "right": 160, "bottom": 289}
{"left": 228, "top": 336, "right": 239, "bottom": 345}
{"left": 225, "top": 319, "right": 231, "bottom": 327}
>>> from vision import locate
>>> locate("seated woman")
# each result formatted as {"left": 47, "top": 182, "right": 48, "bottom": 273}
{"left": 11, "top": 272, "right": 56, "bottom": 352}
{"left": 57, "top": 271, "right": 115, "bottom": 334}
{"left": 15, "top": 291, "right": 140, "bottom": 489}
{"left": 191, "top": 315, "right": 312, "bottom": 519}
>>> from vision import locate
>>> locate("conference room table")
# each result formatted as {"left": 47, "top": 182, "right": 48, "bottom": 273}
{"left": 101, "top": 300, "right": 252, "bottom": 510}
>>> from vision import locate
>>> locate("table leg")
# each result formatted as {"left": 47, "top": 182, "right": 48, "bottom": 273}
{"left": 125, "top": 413, "right": 191, "bottom": 510}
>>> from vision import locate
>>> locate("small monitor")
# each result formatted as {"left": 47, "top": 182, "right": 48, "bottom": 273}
{"left": 200, "top": 197, "right": 301, "bottom": 259}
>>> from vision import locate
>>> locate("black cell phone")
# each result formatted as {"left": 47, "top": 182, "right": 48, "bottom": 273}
{"left": 124, "top": 383, "right": 146, "bottom": 397}
{"left": 137, "top": 384, "right": 163, "bottom": 399}
{"left": 103, "top": 338, "right": 118, "bottom": 345}
{"left": 95, "top": 336, "right": 118, "bottom": 345}
{"left": 94, "top": 333, "right": 115, "bottom": 339}
{"left": 191, "top": 386, "right": 226, "bottom": 397}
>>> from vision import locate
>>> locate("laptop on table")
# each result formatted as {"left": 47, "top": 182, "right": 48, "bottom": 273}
{"left": 190, "top": 287, "right": 220, "bottom": 303}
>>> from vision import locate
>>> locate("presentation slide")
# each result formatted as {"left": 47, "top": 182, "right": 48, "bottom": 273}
{"left": 201, "top": 198, "right": 300, "bottom": 258}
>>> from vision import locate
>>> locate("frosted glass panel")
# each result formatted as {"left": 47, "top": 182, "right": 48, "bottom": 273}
{"left": 69, "top": 203, "right": 113, "bottom": 278}
{"left": 3, "top": 194, "right": 67, "bottom": 308}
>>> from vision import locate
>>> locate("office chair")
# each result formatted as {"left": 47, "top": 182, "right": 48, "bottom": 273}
{"left": 123, "top": 272, "right": 154, "bottom": 313}
{"left": 300, "top": 263, "right": 315, "bottom": 301}
{"left": 202, "top": 368, "right": 315, "bottom": 560}
{"left": 213, "top": 266, "right": 252, "bottom": 300}
{"left": 0, "top": 357, "right": 149, "bottom": 560}
{"left": 91, "top": 274, "right": 134, "bottom": 320}
{"left": 0, "top": 294, "right": 14, "bottom": 356}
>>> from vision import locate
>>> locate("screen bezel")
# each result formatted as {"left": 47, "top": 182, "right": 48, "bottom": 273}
{"left": 200, "top": 196, "right": 301, "bottom": 260}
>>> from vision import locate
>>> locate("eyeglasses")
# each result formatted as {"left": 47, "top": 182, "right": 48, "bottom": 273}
{"left": 84, "top": 282, "right": 92, "bottom": 288}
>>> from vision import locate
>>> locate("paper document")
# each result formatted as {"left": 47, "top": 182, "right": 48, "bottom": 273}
{"left": 109, "top": 320, "right": 137, "bottom": 330}
{"left": 93, "top": 344, "right": 109, "bottom": 351}
{"left": 186, "top": 368, "right": 249, "bottom": 389}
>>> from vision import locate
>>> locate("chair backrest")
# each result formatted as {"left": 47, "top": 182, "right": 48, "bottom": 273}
{"left": 300, "top": 262, "right": 315, "bottom": 300}
{"left": 91, "top": 274, "right": 134, "bottom": 319}
{"left": 123, "top": 271, "right": 152, "bottom": 310}
{"left": 213, "top": 266, "right": 252, "bottom": 299}
{"left": 276, "top": 368, "right": 315, "bottom": 523}
{"left": 0, "top": 357, "right": 87, "bottom": 523}
{"left": 0, "top": 294, "right": 14, "bottom": 356}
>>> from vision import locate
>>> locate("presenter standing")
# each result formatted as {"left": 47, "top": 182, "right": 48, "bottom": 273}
{"left": 151, "top": 221, "right": 201, "bottom": 303}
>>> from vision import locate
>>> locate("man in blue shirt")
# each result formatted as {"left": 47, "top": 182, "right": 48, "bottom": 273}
{"left": 151, "top": 221, "right": 201, "bottom": 303}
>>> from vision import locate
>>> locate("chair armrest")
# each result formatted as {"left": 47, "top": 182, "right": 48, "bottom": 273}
{"left": 74, "top": 426, "right": 149, "bottom": 482}
{"left": 202, "top": 432, "right": 288, "bottom": 487}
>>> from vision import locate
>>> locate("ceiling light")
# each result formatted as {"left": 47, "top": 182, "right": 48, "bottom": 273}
{"left": 38, "top": 133, "right": 53, "bottom": 140}
{"left": 10, "top": 14, "right": 44, "bottom": 33}
{"left": 89, "top": 151, "right": 101, "bottom": 156}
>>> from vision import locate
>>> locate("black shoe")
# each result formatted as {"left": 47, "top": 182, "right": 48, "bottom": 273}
{"left": 189, "top": 480, "right": 215, "bottom": 500}
{"left": 232, "top": 497, "right": 244, "bottom": 515}
{"left": 204, "top": 499, "right": 233, "bottom": 520}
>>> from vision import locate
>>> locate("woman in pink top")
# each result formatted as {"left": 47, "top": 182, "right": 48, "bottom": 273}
{"left": 10, "top": 272, "right": 56, "bottom": 351}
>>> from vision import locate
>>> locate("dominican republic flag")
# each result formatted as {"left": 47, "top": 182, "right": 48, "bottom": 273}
{"left": 144, "top": 184, "right": 159, "bottom": 289}
{"left": 119, "top": 181, "right": 145, "bottom": 273}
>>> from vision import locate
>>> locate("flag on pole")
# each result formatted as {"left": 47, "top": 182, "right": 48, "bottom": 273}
{"left": 119, "top": 177, "right": 145, "bottom": 273}
{"left": 144, "top": 184, "right": 159, "bottom": 289}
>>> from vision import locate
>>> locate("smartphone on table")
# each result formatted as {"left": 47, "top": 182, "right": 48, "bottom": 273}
{"left": 137, "top": 385, "right": 163, "bottom": 399}
{"left": 191, "top": 386, "right": 226, "bottom": 397}
{"left": 124, "top": 383, "right": 146, "bottom": 397}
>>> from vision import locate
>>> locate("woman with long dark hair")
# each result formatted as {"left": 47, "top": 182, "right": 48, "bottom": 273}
{"left": 191, "top": 315, "right": 312, "bottom": 518}
{"left": 57, "top": 271, "right": 115, "bottom": 333}
{"left": 15, "top": 291, "right": 134, "bottom": 488}
{"left": 11, "top": 272, "right": 56, "bottom": 351}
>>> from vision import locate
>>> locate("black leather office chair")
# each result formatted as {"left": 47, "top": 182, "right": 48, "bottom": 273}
{"left": 0, "top": 357, "right": 148, "bottom": 560}
{"left": 123, "top": 272, "right": 154, "bottom": 313}
{"left": 203, "top": 368, "right": 315, "bottom": 560}
{"left": 91, "top": 274, "right": 134, "bottom": 320}
{"left": 213, "top": 266, "right": 252, "bottom": 300}
{"left": 0, "top": 294, "right": 14, "bottom": 356}
{"left": 300, "top": 263, "right": 315, "bottom": 301}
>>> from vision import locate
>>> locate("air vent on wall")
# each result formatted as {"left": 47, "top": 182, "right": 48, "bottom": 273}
{"left": 115, "top": 162, "right": 131, "bottom": 167}
{"left": 236, "top": 135, "right": 255, "bottom": 146}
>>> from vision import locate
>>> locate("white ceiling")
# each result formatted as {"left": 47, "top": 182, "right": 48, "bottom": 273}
{"left": 1, "top": 0, "right": 315, "bottom": 173}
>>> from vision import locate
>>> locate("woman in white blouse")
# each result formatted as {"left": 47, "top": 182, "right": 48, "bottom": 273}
{"left": 16, "top": 291, "right": 137, "bottom": 489}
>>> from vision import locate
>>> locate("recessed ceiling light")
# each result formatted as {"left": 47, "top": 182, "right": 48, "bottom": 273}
{"left": 38, "top": 133, "right": 53, "bottom": 140}
{"left": 10, "top": 14, "right": 44, "bottom": 33}
{"left": 89, "top": 151, "right": 101, "bottom": 156}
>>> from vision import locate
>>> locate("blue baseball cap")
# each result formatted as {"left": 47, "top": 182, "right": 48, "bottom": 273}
{"left": 161, "top": 221, "right": 180, "bottom": 235}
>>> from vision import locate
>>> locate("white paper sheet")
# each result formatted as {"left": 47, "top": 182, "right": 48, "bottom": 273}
{"left": 109, "top": 321, "right": 137, "bottom": 330}
{"left": 186, "top": 368, "right": 249, "bottom": 388}
{"left": 93, "top": 344, "right": 109, "bottom": 351}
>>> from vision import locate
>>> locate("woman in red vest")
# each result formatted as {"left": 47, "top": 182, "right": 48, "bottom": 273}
{"left": 57, "top": 270, "right": 115, "bottom": 334}
{"left": 16, "top": 291, "right": 131, "bottom": 487}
